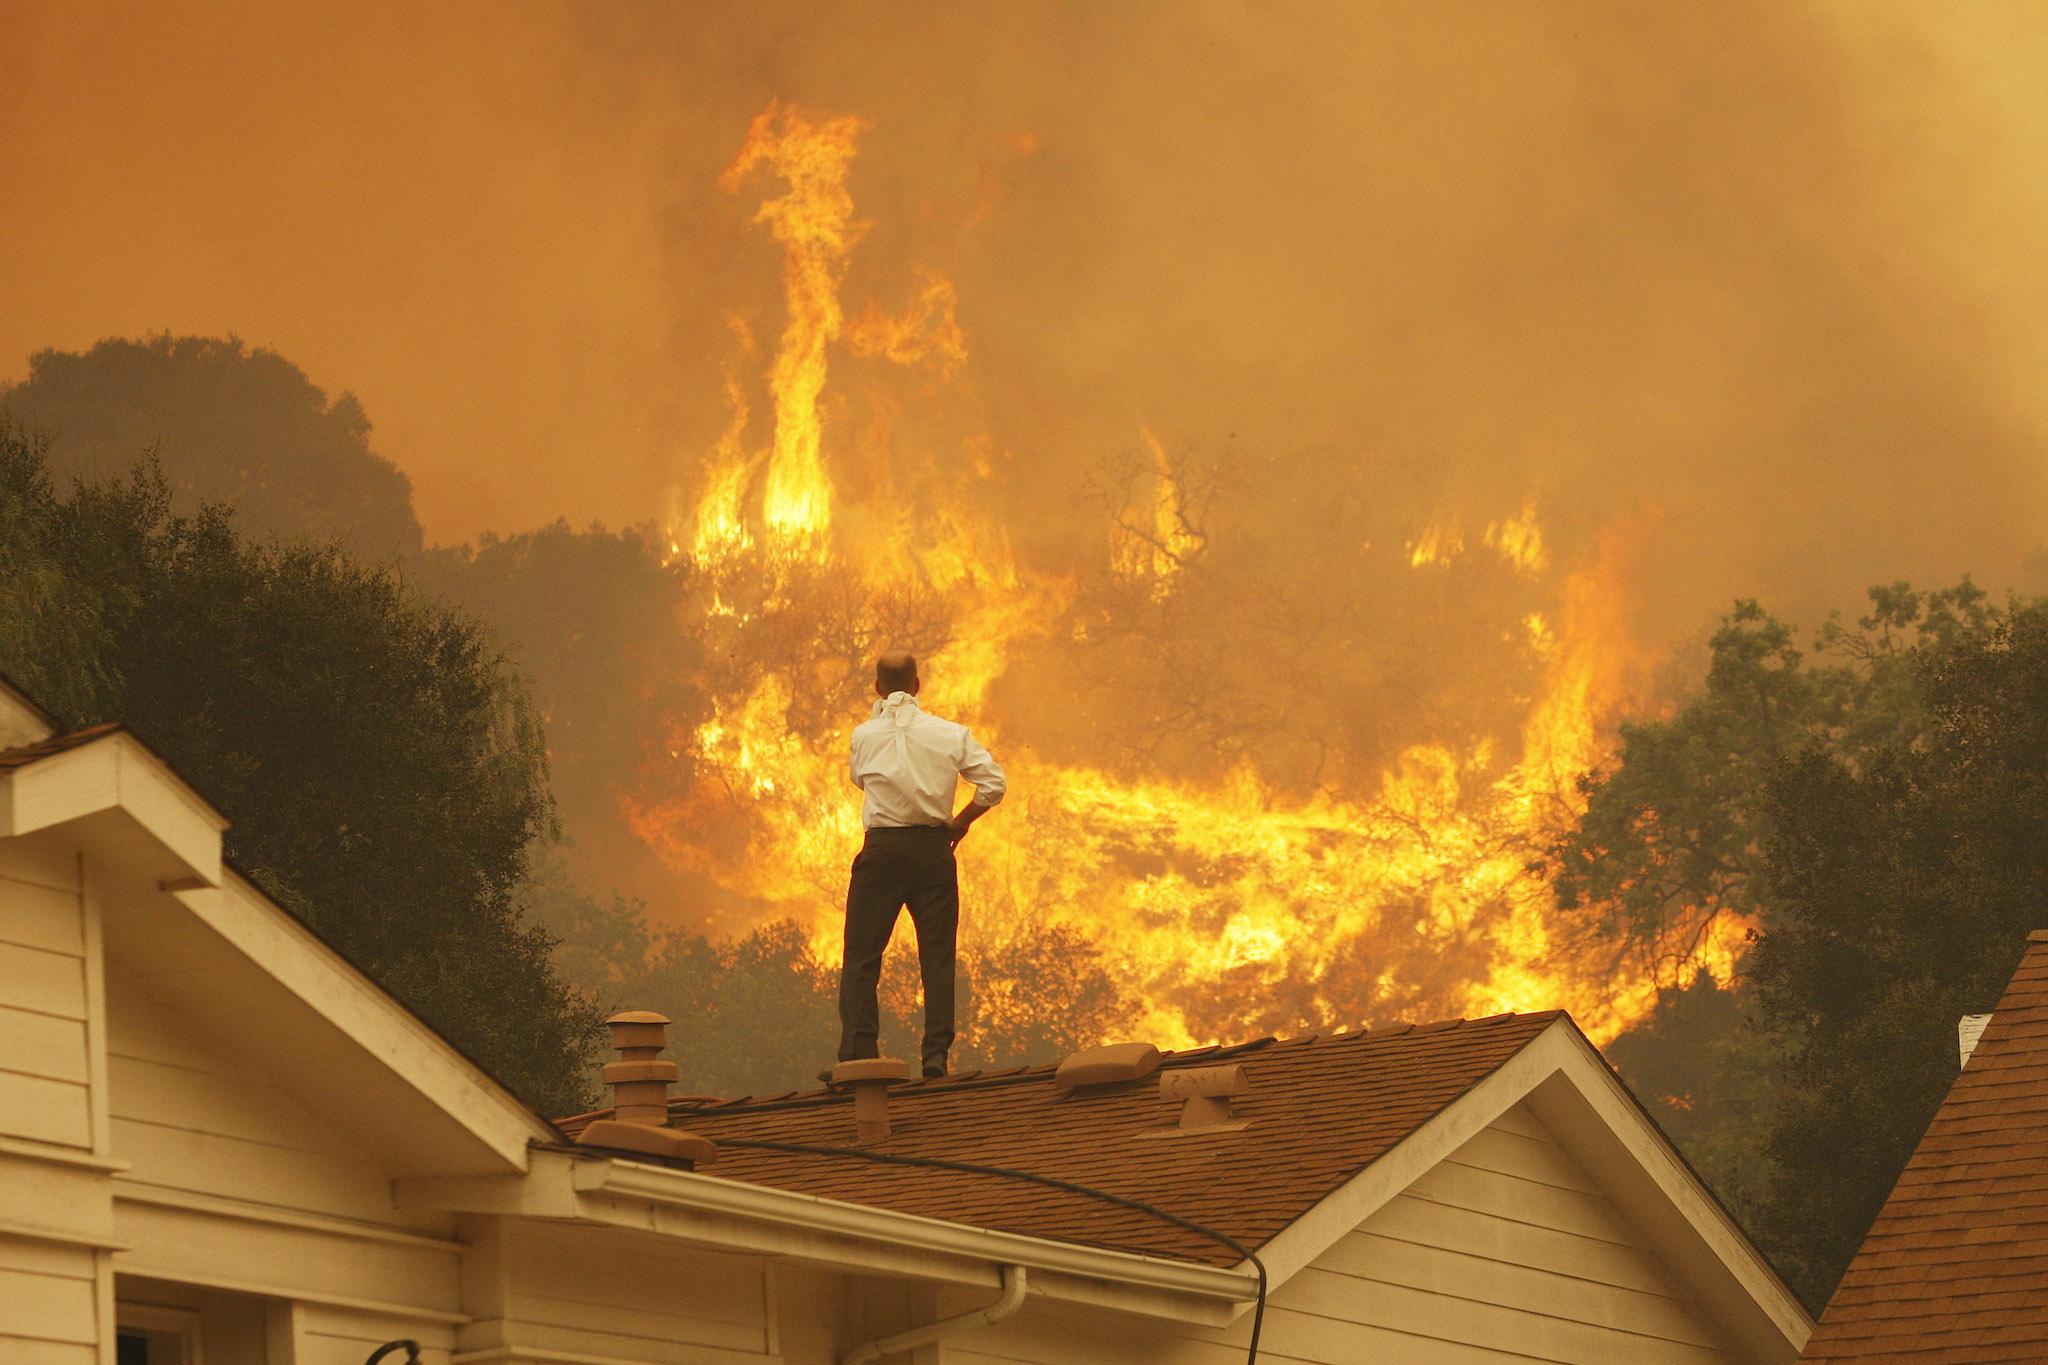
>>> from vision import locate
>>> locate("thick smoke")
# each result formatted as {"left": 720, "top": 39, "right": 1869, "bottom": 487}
{"left": 5, "top": 3, "right": 2041, "bottom": 587}
{"left": 7, "top": 2, "right": 2047, "bottom": 974}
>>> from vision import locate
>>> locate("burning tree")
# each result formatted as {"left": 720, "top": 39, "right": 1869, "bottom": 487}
{"left": 626, "top": 102, "right": 1744, "bottom": 1056}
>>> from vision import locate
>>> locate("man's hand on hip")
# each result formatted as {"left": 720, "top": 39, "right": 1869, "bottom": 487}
{"left": 947, "top": 799, "right": 992, "bottom": 849}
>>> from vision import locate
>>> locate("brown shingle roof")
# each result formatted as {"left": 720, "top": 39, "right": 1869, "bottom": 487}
{"left": 0, "top": 722, "right": 124, "bottom": 769}
{"left": 1802, "top": 930, "right": 2048, "bottom": 1362}
{"left": 558, "top": 1011, "right": 1561, "bottom": 1266}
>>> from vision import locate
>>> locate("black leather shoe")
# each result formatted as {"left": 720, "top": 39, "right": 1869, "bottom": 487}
{"left": 922, "top": 1064, "right": 946, "bottom": 1079}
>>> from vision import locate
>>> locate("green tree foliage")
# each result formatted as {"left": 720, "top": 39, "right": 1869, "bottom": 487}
{"left": 3, "top": 335, "right": 423, "bottom": 558}
{"left": 1551, "top": 583, "right": 1992, "bottom": 960}
{"left": 1551, "top": 581, "right": 2036, "bottom": 1309}
{"left": 1748, "top": 610, "right": 2048, "bottom": 1303}
{"left": 0, "top": 434, "right": 108, "bottom": 720}
{"left": 0, "top": 425, "right": 600, "bottom": 1112}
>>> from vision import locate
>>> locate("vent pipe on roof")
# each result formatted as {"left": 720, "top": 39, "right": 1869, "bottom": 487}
{"left": 1055, "top": 1041, "right": 1162, "bottom": 1088}
{"left": 1161, "top": 1063, "right": 1250, "bottom": 1131}
{"left": 576, "top": 1010, "right": 716, "bottom": 1168}
{"left": 831, "top": 1058, "right": 912, "bottom": 1143}
{"left": 1960, "top": 1013, "right": 1993, "bottom": 1068}
{"left": 603, "top": 1010, "right": 677, "bottom": 1123}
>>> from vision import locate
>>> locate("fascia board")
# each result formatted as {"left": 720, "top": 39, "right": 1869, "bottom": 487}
{"left": 4, "top": 733, "right": 224, "bottom": 883}
{"left": 4, "top": 725, "right": 554, "bottom": 1175}
{"left": 1525, "top": 1024, "right": 1813, "bottom": 1361}
{"left": 168, "top": 874, "right": 557, "bottom": 1171}
{"left": 1250, "top": 1020, "right": 1572, "bottom": 1295}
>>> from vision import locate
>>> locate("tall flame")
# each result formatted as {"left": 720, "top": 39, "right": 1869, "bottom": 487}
{"left": 718, "top": 102, "right": 869, "bottom": 559}
{"left": 639, "top": 103, "right": 1742, "bottom": 1053}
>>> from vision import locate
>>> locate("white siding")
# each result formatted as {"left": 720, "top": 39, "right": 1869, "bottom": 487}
{"left": 103, "top": 975, "right": 465, "bottom": 1331}
{"left": 462, "top": 1219, "right": 784, "bottom": 1363}
{"left": 0, "top": 847, "right": 91, "bottom": 1149}
{"left": 0, "top": 1237, "right": 100, "bottom": 1364}
{"left": 939, "top": 1102, "right": 1735, "bottom": 1364}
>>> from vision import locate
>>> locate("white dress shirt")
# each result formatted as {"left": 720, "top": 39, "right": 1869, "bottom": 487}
{"left": 849, "top": 692, "right": 1007, "bottom": 829}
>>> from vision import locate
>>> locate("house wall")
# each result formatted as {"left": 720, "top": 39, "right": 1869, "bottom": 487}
{"left": 0, "top": 829, "right": 475, "bottom": 1365}
{"left": 453, "top": 1216, "right": 795, "bottom": 1363}
{"left": 936, "top": 1101, "right": 1736, "bottom": 1364}
{"left": 0, "top": 840, "right": 96, "bottom": 1151}
{"left": 102, "top": 969, "right": 465, "bottom": 1362}
{"left": 0, "top": 839, "right": 116, "bottom": 1365}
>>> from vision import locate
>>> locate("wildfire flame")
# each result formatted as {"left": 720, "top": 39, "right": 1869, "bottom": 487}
{"left": 637, "top": 103, "right": 1745, "bottom": 1052}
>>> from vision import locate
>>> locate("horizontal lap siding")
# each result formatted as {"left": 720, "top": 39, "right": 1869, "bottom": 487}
{"left": 944, "top": 1101, "right": 1731, "bottom": 1364}
{"left": 775, "top": 1263, "right": 846, "bottom": 1365}
{"left": 104, "top": 985, "right": 440, "bottom": 1227}
{"left": 295, "top": 1305, "right": 454, "bottom": 1365}
{"left": 498, "top": 1221, "right": 778, "bottom": 1362}
{"left": 941, "top": 1294, "right": 1548, "bottom": 1365}
{"left": 1327, "top": 1101, "right": 1736, "bottom": 1362}
{"left": 0, "top": 1236, "right": 98, "bottom": 1359}
{"left": 0, "top": 872, "right": 90, "bottom": 1148}
{"left": 103, "top": 978, "right": 462, "bottom": 1321}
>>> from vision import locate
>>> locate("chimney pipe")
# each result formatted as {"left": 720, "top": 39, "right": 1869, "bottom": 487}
{"left": 830, "top": 1058, "right": 912, "bottom": 1143}
{"left": 575, "top": 1009, "right": 716, "bottom": 1168}
{"left": 603, "top": 1010, "right": 678, "bottom": 1124}
{"left": 1160, "top": 1063, "right": 1250, "bottom": 1130}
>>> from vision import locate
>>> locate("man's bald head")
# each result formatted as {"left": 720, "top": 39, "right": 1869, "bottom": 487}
{"left": 876, "top": 651, "right": 919, "bottom": 697}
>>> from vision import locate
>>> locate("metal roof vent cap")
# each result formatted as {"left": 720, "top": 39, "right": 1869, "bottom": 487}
{"left": 1159, "top": 1063, "right": 1250, "bottom": 1133}
{"left": 832, "top": 1058, "right": 913, "bottom": 1143}
{"left": 1056, "top": 1041, "right": 1162, "bottom": 1089}
{"left": 577, "top": 1009, "right": 716, "bottom": 1168}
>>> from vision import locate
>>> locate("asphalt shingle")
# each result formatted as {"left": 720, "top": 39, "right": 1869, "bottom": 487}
{"left": 558, "top": 1011, "right": 1561, "bottom": 1266}
{"left": 1802, "top": 930, "right": 2048, "bottom": 1361}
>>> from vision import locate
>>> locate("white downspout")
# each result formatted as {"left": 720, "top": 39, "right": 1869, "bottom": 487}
{"left": 842, "top": 1264, "right": 1029, "bottom": 1365}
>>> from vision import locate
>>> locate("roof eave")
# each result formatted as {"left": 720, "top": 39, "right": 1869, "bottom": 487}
{"left": 2, "top": 722, "right": 558, "bottom": 1176}
{"left": 400, "top": 1145, "right": 1261, "bottom": 1325}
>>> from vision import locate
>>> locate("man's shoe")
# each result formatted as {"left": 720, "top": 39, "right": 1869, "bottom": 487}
{"left": 816, "top": 1068, "right": 834, "bottom": 1086}
{"left": 922, "top": 1064, "right": 946, "bottom": 1079}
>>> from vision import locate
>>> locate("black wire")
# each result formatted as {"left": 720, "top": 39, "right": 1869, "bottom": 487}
{"left": 713, "top": 1136, "right": 1267, "bottom": 1364}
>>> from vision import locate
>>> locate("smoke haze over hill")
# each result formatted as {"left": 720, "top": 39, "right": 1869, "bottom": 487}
{"left": 6, "top": 2, "right": 2045, "bottom": 604}
{"left": 8, "top": 2, "right": 2048, "bottom": 1038}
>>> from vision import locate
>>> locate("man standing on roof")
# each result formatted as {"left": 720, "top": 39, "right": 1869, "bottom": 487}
{"left": 838, "top": 650, "right": 1005, "bottom": 1078}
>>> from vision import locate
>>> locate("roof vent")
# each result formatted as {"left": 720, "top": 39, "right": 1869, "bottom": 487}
{"left": 577, "top": 1009, "right": 716, "bottom": 1168}
{"left": 1160, "top": 1063, "right": 1250, "bottom": 1132}
{"left": 602, "top": 1010, "right": 676, "bottom": 1123}
{"left": 831, "top": 1058, "right": 913, "bottom": 1143}
{"left": 1056, "top": 1041, "right": 1162, "bottom": 1089}
{"left": 1960, "top": 1013, "right": 1994, "bottom": 1068}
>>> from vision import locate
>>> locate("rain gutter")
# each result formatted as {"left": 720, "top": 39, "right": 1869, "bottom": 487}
{"left": 570, "top": 1154, "right": 1257, "bottom": 1312}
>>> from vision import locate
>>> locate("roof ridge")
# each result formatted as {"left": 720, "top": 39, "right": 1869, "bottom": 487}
{"left": 554, "top": 1009, "right": 1568, "bottom": 1125}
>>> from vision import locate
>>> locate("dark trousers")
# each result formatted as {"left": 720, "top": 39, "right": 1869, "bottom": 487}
{"left": 837, "top": 826, "right": 958, "bottom": 1070}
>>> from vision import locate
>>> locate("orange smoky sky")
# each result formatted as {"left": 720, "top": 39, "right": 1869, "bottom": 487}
{"left": 5, "top": 0, "right": 2048, "bottom": 630}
